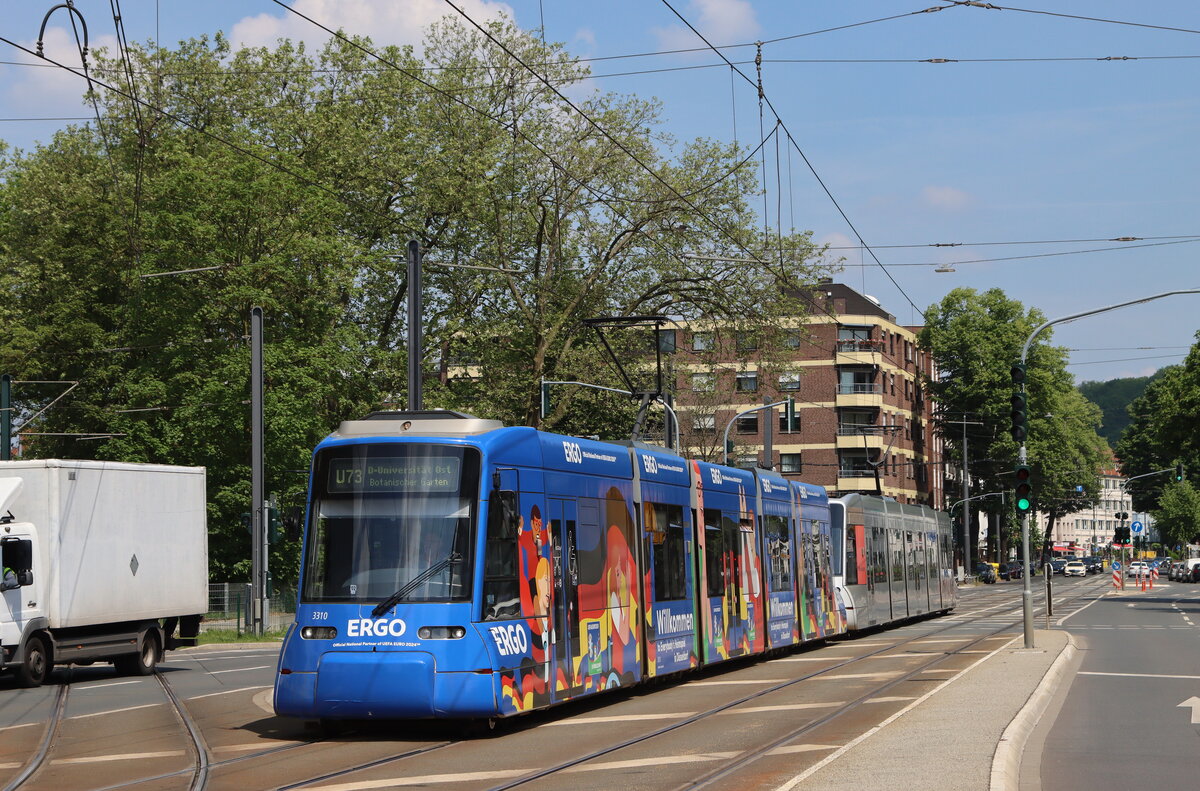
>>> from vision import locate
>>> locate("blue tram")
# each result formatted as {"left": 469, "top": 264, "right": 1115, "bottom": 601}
{"left": 273, "top": 410, "right": 955, "bottom": 721}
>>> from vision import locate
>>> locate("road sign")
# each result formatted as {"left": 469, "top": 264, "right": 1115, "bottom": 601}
{"left": 1111, "top": 561, "right": 1122, "bottom": 571}
{"left": 1131, "top": 521, "right": 1144, "bottom": 534}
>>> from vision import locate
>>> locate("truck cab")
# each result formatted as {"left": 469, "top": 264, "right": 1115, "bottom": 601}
{"left": 0, "top": 479, "right": 48, "bottom": 685}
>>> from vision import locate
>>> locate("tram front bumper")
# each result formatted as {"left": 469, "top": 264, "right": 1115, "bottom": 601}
{"left": 275, "top": 649, "right": 499, "bottom": 720}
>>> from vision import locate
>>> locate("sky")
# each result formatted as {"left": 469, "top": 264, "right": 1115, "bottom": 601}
{"left": 2, "top": 0, "right": 1199, "bottom": 384}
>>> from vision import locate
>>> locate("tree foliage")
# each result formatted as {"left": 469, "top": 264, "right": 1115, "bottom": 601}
{"left": 917, "top": 288, "right": 1110, "bottom": 559}
{"left": 1116, "top": 333, "right": 1200, "bottom": 514}
{"left": 0, "top": 19, "right": 826, "bottom": 581}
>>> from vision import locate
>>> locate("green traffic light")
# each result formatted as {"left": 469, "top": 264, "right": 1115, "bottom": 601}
{"left": 1016, "top": 496, "right": 1031, "bottom": 512}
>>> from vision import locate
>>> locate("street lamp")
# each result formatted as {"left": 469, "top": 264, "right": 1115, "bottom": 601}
{"left": 1016, "top": 288, "right": 1200, "bottom": 648}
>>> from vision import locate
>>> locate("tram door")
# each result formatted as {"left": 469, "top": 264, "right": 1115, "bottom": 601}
{"left": 548, "top": 497, "right": 582, "bottom": 700}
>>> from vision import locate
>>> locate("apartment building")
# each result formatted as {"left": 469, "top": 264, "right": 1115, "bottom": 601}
{"left": 671, "top": 280, "right": 944, "bottom": 507}
{"left": 1034, "top": 462, "right": 1152, "bottom": 556}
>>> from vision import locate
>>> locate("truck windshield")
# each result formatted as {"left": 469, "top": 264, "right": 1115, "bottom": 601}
{"left": 301, "top": 444, "right": 479, "bottom": 604}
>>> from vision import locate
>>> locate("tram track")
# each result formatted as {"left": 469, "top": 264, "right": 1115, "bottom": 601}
{"left": 479, "top": 576, "right": 1110, "bottom": 791}
{"left": 1, "top": 678, "right": 69, "bottom": 791}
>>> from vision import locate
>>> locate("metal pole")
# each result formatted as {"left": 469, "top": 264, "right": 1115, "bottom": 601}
{"left": 1, "top": 374, "right": 10, "bottom": 461}
{"left": 763, "top": 395, "right": 774, "bottom": 470}
{"left": 250, "top": 306, "right": 266, "bottom": 636}
{"left": 1018, "top": 289, "right": 1200, "bottom": 649}
{"left": 962, "top": 421, "right": 970, "bottom": 575}
{"left": 407, "top": 240, "right": 423, "bottom": 411}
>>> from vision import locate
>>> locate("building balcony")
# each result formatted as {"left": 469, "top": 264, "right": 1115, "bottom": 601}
{"left": 836, "top": 338, "right": 885, "bottom": 364}
{"left": 836, "top": 427, "right": 884, "bottom": 449}
{"left": 837, "top": 468, "right": 877, "bottom": 489}
{"left": 835, "top": 383, "right": 883, "bottom": 408}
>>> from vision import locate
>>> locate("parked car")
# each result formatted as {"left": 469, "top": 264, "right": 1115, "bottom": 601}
{"left": 1064, "top": 560, "right": 1087, "bottom": 577}
{"left": 998, "top": 561, "right": 1023, "bottom": 581}
{"left": 974, "top": 561, "right": 997, "bottom": 584}
{"left": 1183, "top": 558, "right": 1200, "bottom": 583}
{"left": 1049, "top": 559, "right": 1068, "bottom": 575}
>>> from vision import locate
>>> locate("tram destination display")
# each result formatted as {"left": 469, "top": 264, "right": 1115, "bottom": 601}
{"left": 327, "top": 455, "right": 461, "bottom": 494}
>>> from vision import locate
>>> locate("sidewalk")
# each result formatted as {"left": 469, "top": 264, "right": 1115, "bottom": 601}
{"left": 776, "top": 629, "right": 1074, "bottom": 791}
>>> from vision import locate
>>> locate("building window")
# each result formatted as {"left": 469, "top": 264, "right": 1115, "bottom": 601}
{"left": 838, "top": 368, "right": 877, "bottom": 394}
{"left": 736, "top": 331, "right": 757, "bottom": 352}
{"left": 779, "top": 411, "right": 800, "bottom": 433}
{"left": 657, "top": 329, "right": 676, "bottom": 354}
{"left": 782, "top": 331, "right": 802, "bottom": 350}
{"left": 692, "top": 373, "right": 715, "bottom": 391}
{"left": 780, "top": 453, "right": 802, "bottom": 473}
{"left": 778, "top": 372, "right": 801, "bottom": 391}
{"left": 692, "top": 331, "right": 713, "bottom": 351}
{"left": 736, "top": 414, "right": 758, "bottom": 434}
{"left": 837, "top": 326, "right": 875, "bottom": 352}
{"left": 692, "top": 414, "right": 715, "bottom": 433}
{"left": 736, "top": 371, "right": 758, "bottom": 392}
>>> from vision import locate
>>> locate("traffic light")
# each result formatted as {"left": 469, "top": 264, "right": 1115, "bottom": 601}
{"left": 541, "top": 381, "right": 552, "bottom": 419}
{"left": 1176, "top": 463, "right": 1185, "bottom": 482}
{"left": 1014, "top": 465, "right": 1033, "bottom": 515}
{"left": 785, "top": 397, "right": 796, "bottom": 433}
{"left": 1010, "top": 391, "right": 1028, "bottom": 442}
{"left": 1114, "top": 525, "right": 1129, "bottom": 544}
{"left": 267, "top": 505, "right": 281, "bottom": 544}
{"left": 1010, "top": 363, "right": 1026, "bottom": 385}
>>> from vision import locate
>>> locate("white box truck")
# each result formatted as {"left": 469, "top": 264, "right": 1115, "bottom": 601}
{"left": 0, "top": 460, "right": 208, "bottom": 686}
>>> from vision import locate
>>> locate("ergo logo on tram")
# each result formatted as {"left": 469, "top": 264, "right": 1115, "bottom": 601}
{"left": 346, "top": 618, "right": 408, "bottom": 638}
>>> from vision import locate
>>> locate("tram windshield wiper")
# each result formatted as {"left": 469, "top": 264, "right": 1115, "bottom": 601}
{"left": 370, "top": 552, "right": 463, "bottom": 618}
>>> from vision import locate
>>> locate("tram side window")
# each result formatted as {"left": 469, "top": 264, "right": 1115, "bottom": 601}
{"left": 872, "top": 527, "right": 888, "bottom": 584}
{"left": 764, "top": 515, "right": 791, "bottom": 592}
{"left": 845, "top": 527, "right": 859, "bottom": 585}
{"left": 482, "top": 491, "right": 521, "bottom": 620}
{"left": 649, "top": 502, "right": 687, "bottom": 601}
{"left": 705, "top": 509, "right": 724, "bottom": 598}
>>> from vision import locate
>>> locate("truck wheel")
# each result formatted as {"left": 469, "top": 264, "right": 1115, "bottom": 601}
{"left": 16, "top": 634, "right": 49, "bottom": 688}
{"left": 115, "top": 632, "right": 160, "bottom": 676}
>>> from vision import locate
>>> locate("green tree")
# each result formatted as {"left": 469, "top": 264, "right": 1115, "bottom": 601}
{"left": 1152, "top": 480, "right": 1200, "bottom": 548}
{"left": 918, "top": 288, "right": 1109, "bottom": 563}
{"left": 0, "top": 19, "right": 826, "bottom": 581}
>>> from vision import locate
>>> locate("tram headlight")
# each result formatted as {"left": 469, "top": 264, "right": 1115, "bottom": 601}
{"left": 417, "top": 626, "right": 467, "bottom": 640}
{"left": 300, "top": 626, "right": 338, "bottom": 640}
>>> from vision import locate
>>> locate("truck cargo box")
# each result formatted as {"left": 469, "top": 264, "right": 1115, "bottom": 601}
{"left": 0, "top": 460, "right": 207, "bottom": 628}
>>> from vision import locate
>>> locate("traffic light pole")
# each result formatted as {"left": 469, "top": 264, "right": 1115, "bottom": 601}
{"left": 1016, "top": 288, "right": 1200, "bottom": 649}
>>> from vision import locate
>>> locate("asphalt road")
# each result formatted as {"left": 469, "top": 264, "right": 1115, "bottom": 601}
{"left": 1025, "top": 576, "right": 1200, "bottom": 788}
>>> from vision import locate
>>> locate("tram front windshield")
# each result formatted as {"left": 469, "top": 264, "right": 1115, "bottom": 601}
{"left": 302, "top": 444, "right": 479, "bottom": 604}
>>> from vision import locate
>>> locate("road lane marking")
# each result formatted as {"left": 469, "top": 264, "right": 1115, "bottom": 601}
{"left": 0, "top": 723, "right": 40, "bottom": 733}
{"left": 208, "top": 665, "right": 272, "bottom": 675}
{"left": 725, "top": 702, "right": 844, "bottom": 714}
{"left": 71, "top": 703, "right": 163, "bottom": 719}
{"left": 813, "top": 672, "right": 897, "bottom": 680}
{"left": 213, "top": 742, "right": 301, "bottom": 753}
{"left": 1178, "top": 697, "right": 1200, "bottom": 724}
{"left": 74, "top": 680, "right": 145, "bottom": 691}
{"left": 1079, "top": 671, "right": 1200, "bottom": 680}
{"left": 543, "top": 712, "right": 694, "bottom": 725}
{"left": 769, "top": 744, "right": 839, "bottom": 755}
{"left": 689, "top": 678, "right": 788, "bottom": 686}
{"left": 53, "top": 750, "right": 185, "bottom": 765}
{"left": 304, "top": 753, "right": 742, "bottom": 789}
{"left": 863, "top": 696, "right": 916, "bottom": 703}
{"left": 186, "top": 685, "right": 271, "bottom": 701}
{"left": 774, "top": 656, "right": 855, "bottom": 662}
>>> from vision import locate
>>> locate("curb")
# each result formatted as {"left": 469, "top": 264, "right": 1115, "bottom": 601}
{"left": 988, "top": 632, "right": 1077, "bottom": 791}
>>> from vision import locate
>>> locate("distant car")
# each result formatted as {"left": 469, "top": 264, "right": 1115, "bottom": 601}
{"left": 998, "top": 561, "right": 1023, "bottom": 580}
{"left": 1183, "top": 559, "right": 1200, "bottom": 583}
{"left": 1127, "top": 561, "right": 1150, "bottom": 578}
{"left": 973, "top": 561, "right": 997, "bottom": 584}
{"left": 1086, "top": 557, "right": 1103, "bottom": 573}
{"left": 1064, "top": 560, "right": 1087, "bottom": 577}
{"left": 1049, "top": 559, "right": 1067, "bottom": 575}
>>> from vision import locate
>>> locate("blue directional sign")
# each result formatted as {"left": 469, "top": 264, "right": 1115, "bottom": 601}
{"left": 1131, "top": 521, "right": 1144, "bottom": 534}
{"left": 1112, "top": 561, "right": 1122, "bottom": 571}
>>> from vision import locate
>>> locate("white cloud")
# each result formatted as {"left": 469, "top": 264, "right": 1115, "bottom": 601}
{"left": 574, "top": 28, "right": 597, "bottom": 52}
{"left": 920, "top": 185, "right": 973, "bottom": 211}
{"left": 2, "top": 28, "right": 122, "bottom": 123}
{"left": 230, "top": 0, "right": 515, "bottom": 53}
{"left": 653, "top": 0, "right": 759, "bottom": 55}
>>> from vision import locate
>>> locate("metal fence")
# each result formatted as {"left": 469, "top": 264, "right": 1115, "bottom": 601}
{"left": 206, "top": 582, "right": 297, "bottom": 633}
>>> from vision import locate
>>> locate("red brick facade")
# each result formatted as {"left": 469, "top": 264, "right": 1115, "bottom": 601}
{"left": 672, "top": 281, "right": 944, "bottom": 508}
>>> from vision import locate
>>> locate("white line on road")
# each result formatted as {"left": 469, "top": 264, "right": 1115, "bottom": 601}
{"left": 207, "top": 665, "right": 272, "bottom": 675}
{"left": 53, "top": 750, "right": 185, "bottom": 765}
{"left": 768, "top": 744, "right": 840, "bottom": 755}
{"left": 689, "top": 678, "right": 789, "bottom": 686}
{"left": 542, "top": 712, "right": 694, "bottom": 726}
{"left": 1079, "top": 671, "right": 1200, "bottom": 680}
{"left": 186, "top": 685, "right": 271, "bottom": 701}
{"left": 70, "top": 703, "right": 163, "bottom": 720}
{"left": 73, "top": 680, "right": 145, "bottom": 691}
{"left": 726, "top": 702, "right": 844, "bottom": 714}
